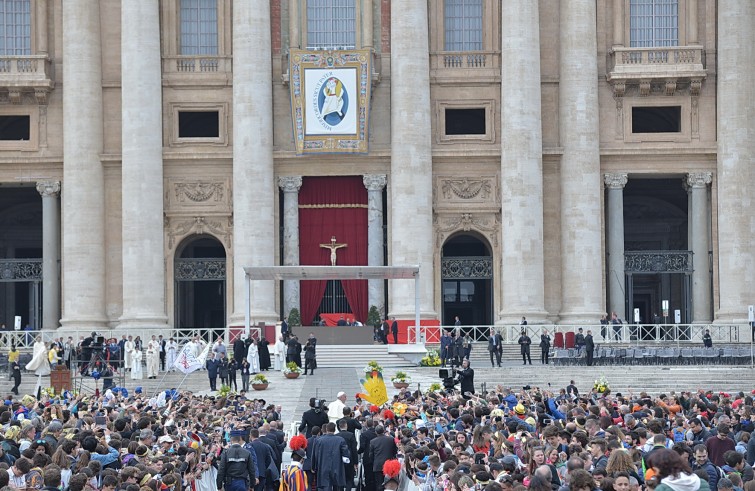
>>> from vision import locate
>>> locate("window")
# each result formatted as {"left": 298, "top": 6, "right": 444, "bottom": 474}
{"left": 0, "top": 115, "right": 30, "bottom": 140}
{"left": 0, "top": 0, "right": 31, "bottom": 55}
{"left": 180, "top": 0, "right": 218, "bottom": 55}
{"left": 630, "top": 0, "right": 678, "bottom": 47}
{"left": 632, "top": 106, "right": 681, "bottom": 133}
{"left": 178, "top": 111, "right": 220, "bottom": 138}
{"left": 306, "top": 0, "right": 356, "bottom": 49}
{"left": 444, "top": 0, "right": 482, "bottom": 52}
{"left": 445, "top": 108, "right": 486, "bottom": 135}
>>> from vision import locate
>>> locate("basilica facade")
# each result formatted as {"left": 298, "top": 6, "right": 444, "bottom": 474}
{"left": 0, "top": 0, "right": 752, "bottom": 332}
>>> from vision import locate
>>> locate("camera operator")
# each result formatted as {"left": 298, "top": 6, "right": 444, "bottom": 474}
{"left": 298, "top": 397, "right": 329, "bottom": 438}
{"left": 456, "top": 359, "right": 475, "bottom": 397}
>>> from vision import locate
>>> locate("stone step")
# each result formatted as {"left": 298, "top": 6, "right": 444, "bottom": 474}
{"left": 313, "top": 345, "right": 414, "bottom": 368}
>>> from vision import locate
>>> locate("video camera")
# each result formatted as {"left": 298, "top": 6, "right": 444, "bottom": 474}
{"left": 310, "top": 398, "right": 327, "bottom": 413}
{"left": 439, "top": 368, "right": 457, "bottom": 391}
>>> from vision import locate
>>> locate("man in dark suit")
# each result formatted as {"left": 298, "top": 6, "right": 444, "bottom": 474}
{"left": 337, "top": 420, "right": 359, "bottom": 491}
{"left": 281, "top": 317, "right": 290, "bottom": 342}
{"left": 456, "top": 358, "right": 475, "bottom": 397}
{"left": 336, "top": 407, "right": 363, "bottom": 435}
{"left": 245, "top": 428, "right": 275, "bottom": 491}
{"left": 287, "top": 336, "right": 302, "bottom": 367}
{"left": 367, "top": 425, "right": 397, "bottom": 491}
{"left": 390, "top": 317, "right": 399, "bottom": 344}
{"left": 206, "top": 352, "right": 220, "bottom": 391}
{"left": 439, "top": 330, "right": 452, "bottom": 367}
{"left": 158, "top": 335, "right": 167, "bottom": 371}
{"left": 299, "top": 398, "right": 329, "bottom": 438}
{"left": 312, "top": 422, "right": 350, "bottom": 491}
{"left": 337, "top": 316, "right": 348, "bottom": 326}
{"left": 487, "top": 328, "right": 502, "bottom": 367}
{"left": 585, "top": 329, "right": 595, "bottom": 366}
{"left": 233, "top": 336, "right": 247, "bottom": 365}
{"left": 259, "top": 426, "right": 283, "bottom": 478}
{"left": 359, "top": 420, "right": 378, "bottom": 491}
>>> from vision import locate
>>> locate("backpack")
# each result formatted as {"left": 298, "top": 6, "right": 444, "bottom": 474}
{"left": 672, "top": 427, "right": 686, "bottom": 443}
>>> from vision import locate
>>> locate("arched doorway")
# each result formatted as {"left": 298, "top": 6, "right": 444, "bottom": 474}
{"left": 441, "top": 234, "right": 493, "bottom": 326}
{"left": 174, "top": 236, "right": 226, "bottom": 330}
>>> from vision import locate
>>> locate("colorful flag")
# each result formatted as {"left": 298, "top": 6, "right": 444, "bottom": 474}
{"left": 174, "top": 344, "right": 203, "bottom": 374}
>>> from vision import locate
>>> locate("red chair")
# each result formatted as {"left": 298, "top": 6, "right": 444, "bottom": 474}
{"left": 565, "top": 331, "right": 576, "bottom": 349}
{"left": 554, "top": 332, "right": 565, "bottom": 349}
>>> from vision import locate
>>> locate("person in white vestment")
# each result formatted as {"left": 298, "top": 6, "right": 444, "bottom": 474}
{"left": 146, "top": 337, "right": 159, "bottom": 378}
{"left": 131, "top": 347, "right": 143, "bottom": 379}
{"left": 124, "top": 335, "right": 135, "bottom": 370}
{"left": 246, "top": 339, "right": 260, "bottom": 374}
{"left": 25, "top": 336, "right": 51, "bottom": 376}
{"left": 166, "top": 337, "right": 178, "bottom": 371}
{"left": 274, "top": 336, "right": 287, "bottom": 371}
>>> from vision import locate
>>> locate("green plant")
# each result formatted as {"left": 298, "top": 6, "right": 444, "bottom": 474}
{"left": 252, "top": 374, "right": 269, "bottom": 384}
{"left": 367, "top": 305, "right": 382, "bottom": 327}
{"left": 218, "top": 384, "right": 234, "bottom": 397}
{"left": 420, "top": 349, "right": 441, "bottom": 367}
{"left": 283, "top": 362, "right": 303, "bottom": 374}
{"left": 391, "top": 371, "right": 411, "bottom": 383}
{"left": 427, "top": 383, "right": 441, "bottom": 393}
{"left": 288, "top": 308, "right": 301, "bottom": 327}
{"left": 364, "top": 360, "right": 384, "bottom": 374}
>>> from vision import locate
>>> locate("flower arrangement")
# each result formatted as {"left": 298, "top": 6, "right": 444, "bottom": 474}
{"left": 218, "top": 384, "right": 235, "bottom": 398}
{"left": 420, "top": 350, "right": 441, "bottom": 367}
{"left": 593, "top": 376, "right": 610, "bottom": 394}
{"left": 283, "top": 362, "right": 303, "bottom": 375}
{"left": 390, "top": 371, "right": 411, "bottom": 383}
{"left": 364, "top": 360, "right": 384, "bottom": 374}
{"left": 252, "top": 374, "right": 269, "bottom": 384}
{"left": 427, "top": 382, "right": 442, "bottom": 393}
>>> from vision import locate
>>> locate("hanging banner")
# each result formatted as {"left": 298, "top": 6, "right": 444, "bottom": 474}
{"left": 289, "top": 49, "right": 372, "bottom": 154}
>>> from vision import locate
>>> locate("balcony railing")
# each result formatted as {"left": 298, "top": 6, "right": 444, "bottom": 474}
{"left": 0, "top": 55, "right": 54, "bottom": 102}
{"left": 608, "top": 46, "right": 706, "bottom": 80}
{"left": 162, "top": 56, "right": 232, "bottom": 84}
{"left": 430, "top": 51, "right": 501, "bottom": 82}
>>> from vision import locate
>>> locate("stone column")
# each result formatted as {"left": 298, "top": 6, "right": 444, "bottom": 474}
{"left": 687, "top": 172, "right": 712, "bottom": 322}
{"left": 289, "top": 0, "right": 300, "bottom": 49}
{"left": 613, "top": 0, "right": 624, "bottom": 47}
{"left": 364, "top": 174, "right": 386, "bottom": 316}
{"left": 279, "top": 176, "right": 302, "bottom": 317}
{"left": 60, "top": 0, "right": 107, "bottom": 329}
{"left": 230, "top": 0, "right": 278, "bottom": 325}
{"left": 362, "top": 0, "right": 373, "bottom": 49}
{"left": 36, "top": 0, "right": 48, "bottom": 55}
{"left": 559, "top": 0, "right": 604, "bottom": 324}
{"left": 36, "top": 180, "right": 60, "bottom": 330}
{"left": 390, "top": 0, "right": 435, "bottom": 319}
{"left": 500, "top": 0, "right": 547, "bottom": 323}
{"left": 119, "top": 0, "right": 168, "bottom": 329}
{"left": 604, "top": 173, "right": 628, "bottom": 321}
{"left": 717, "top": 2, "right": 755, "bottom": 322}
{"left": 688, "top": 0, "right": 698, "bottom": 45}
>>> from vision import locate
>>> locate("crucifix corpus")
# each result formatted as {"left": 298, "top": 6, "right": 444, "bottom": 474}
{"left": 320, "top": 236, "right": 347, "bottom": 266}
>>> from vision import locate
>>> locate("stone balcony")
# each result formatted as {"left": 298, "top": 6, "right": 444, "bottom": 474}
{"left": 607, "top": 46, "right": 707, "bottom": 96}
{"left": 0, "top": 55, "right": 54, "bottom": 104}
{"left": 430, "top": 51, "right": 501, "bottom": 84}
{"left": 161, "top": 55, "right": 232, "bottom": 87}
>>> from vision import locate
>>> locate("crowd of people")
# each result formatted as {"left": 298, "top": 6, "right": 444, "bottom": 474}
{"left": 4, "top": 347, "right": 755, "bottom": 491}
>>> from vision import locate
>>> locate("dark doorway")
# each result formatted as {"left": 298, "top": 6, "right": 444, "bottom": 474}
{"left": 441, "top": 234, "right": 493, "bottom": 327}
{"left": 174, "top": 236, "right": 226, "bottom": 331}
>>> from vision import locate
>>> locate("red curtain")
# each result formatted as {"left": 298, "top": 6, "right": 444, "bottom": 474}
{"left": 299, "top": 176, "right": 368, "bottom": 325}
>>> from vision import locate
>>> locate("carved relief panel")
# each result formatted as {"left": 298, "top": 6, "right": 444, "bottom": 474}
{"left": 433, "top": 175, "right": 500, "bottom": 211}
{"left": 166, "top": 179, "right": 232, "bottom": 213}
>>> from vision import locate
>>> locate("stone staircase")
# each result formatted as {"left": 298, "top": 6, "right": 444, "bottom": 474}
{"left": 315, "top": 345, "right": 415, "bottom": 368}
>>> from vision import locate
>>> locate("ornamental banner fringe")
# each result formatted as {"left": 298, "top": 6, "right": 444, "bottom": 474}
{"left": 289, "top": 49, "right": 372, "bottom": 154}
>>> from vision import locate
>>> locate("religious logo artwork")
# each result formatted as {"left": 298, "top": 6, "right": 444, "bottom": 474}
{"left": 289, "top": 49, "right": 372, "bottom": 154}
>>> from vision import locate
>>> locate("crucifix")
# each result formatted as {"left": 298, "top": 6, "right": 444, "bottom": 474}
{"left": 320, "top": 236, "right": 347, "bottom": 266}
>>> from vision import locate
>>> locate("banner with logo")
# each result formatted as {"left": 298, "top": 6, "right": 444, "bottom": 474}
{"left": 289, "top": 49, "right": 372, "bottom": 154}
{"left": 174, "top": 344, "right": 203, "bottom": 374}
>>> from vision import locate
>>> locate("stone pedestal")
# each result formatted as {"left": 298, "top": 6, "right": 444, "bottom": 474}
{"left": 230, "top": 0, "right": 278, "bottom": 325}
{"left": 60, "top": 0, "right": 107, "bottom": 329}
{"left": 119, "top": 0, "right": 168, "bottom": 329}
{"left": 363, "top": 174, "right": 386, "bottom": 316}
{"left": 389, "top": 0, "right": 435, "bottom": 319}
{"left": 687, "top": 172, "right": 712, "bottom": 322}
{"left": 37, "top": 180, "right": 60, "bottom": 330}
{"left": 716, "top": 2, "right": 755, "bottom": 322}
{"left": 500, "top": 0, "right": 547, "bottom": 323}
{"left": 279, "top": 176, "right": 302, "bottom": 317}
{"left": 604, "top": 173, "right": 628, "bottom": 320}
{"left": 558, "top": 0, "right": 604, "bottom": 324}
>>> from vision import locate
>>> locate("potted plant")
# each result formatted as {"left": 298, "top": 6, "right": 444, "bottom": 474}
{"left": 283, "top": 362, "right": 303, "bottom": 379}
{"left": 391, "top": 371, "right": 411, "bottom": 389}
{"left": 363, "top": 360, "right": 384, "bottom": 375}
{"left": 288, "top": 308, "right": 302, "bottom": 327}
{"left": 419, "top": 349, "right": 441, "bottom": 367}
{"left": 251, "top": 374, "right": 269, "bottom": 391}
{"left": 367, "top": 305, "right": 382, "bottom": 327}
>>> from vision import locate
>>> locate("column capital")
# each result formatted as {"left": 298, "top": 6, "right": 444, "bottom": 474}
{"left": 278, "top": 176, "right": 303, "bottom": 193}
{"left": 686, "top": 172, "right": 712, "bottom": 188}
{"left": 36, "top": 180, "right": 61, "bottom": 198}
{"left": 363, "top": 174, "right": 387, "bottom": 191}
{"left": 603, "top": 173, "right": 628, "bottom": 189}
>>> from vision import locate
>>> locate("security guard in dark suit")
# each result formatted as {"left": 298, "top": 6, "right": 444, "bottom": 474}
{"left": 217, "top": 430, "right": 258, "bottom": 491}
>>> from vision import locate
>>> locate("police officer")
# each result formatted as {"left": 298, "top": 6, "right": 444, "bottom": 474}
{"left": 217, "top": 430, "right": 258, "bottom": 491}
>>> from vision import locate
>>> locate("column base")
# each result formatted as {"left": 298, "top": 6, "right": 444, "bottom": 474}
{"left": 117, "top": 315, "right": 169, "bottom": 330}
{"left": 386, "top": 310, "right": 438, "bottom": 321}
{"left": 228, "top": 310, "right": 280, "bottom": 327}
{"left": 714, "top": 310, "right": 751, "bottom": 324}
{"left": 557, "top": 310, "right": 606, "bottom": 325}
{"left": 497, "top": 310, "right": 551, "bottom": 325}
{"left": 59, "top": 317, "right": 109, "bottom": 330}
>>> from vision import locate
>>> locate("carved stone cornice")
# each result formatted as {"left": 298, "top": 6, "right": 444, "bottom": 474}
{"left": 686, "top": 172, "right": 712, "bottom": 189}
{"left": 441, "top": 178, "right": 492, "bottom": 200}
{"left": 435, "top": 212, "right": 501, "bottom": 249}
{"left": 166, "top": 215, "right": 233, "bottom": 250}
{"left": 603, "top": 173, "right": 628, "bottom": 190}
{"left": 174, "top": 182, "right": 224, "bottom": 202}
{"left": 362, "top": 174, "right": 387, "bottom": 192}
{"left": 278, "top": 176, "right": 303, "bottom": 193}
{"left": 36, "top": 180, "right": 60, "bottom": 198}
